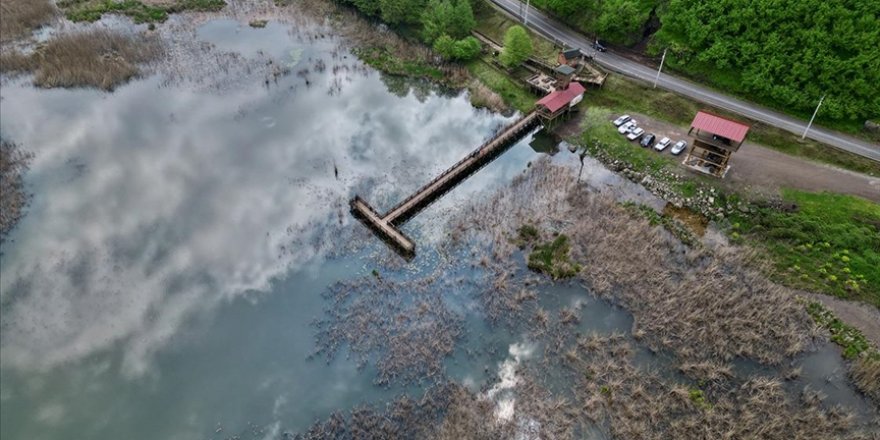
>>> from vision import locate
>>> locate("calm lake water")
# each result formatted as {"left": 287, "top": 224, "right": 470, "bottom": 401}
{"left": 0, "top": 17, "right": 874, "bottom": 439}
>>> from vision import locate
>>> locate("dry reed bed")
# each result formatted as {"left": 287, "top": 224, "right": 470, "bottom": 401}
{"left": 297, "top": 373, "right": 579, "bottom": 439}
{"left": 311, "top": 273, "right": 464, "bottom": 386}
{"left": 446, "top": 159, "right": 815, "bottom": 365}
{"left": 1, "top": 29, "right": 162, "bottom": 90}
{"left": 852, "top": 356, "right": 880, "bottom": 405}
{"left": 0, "top": 0, "right": 55, "bottom": 42}
{"left": 564, "top": 334, "right": 874, "bottom": 439}
{"left": 0, "top": 139, "right": 33, "bottom": 241}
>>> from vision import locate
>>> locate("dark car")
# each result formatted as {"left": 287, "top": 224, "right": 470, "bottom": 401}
{"left": 640, "top": 133, "right": 656, "bottom": 148}
{"left": 592, "top": 40, "right": 607, "bottom": 52}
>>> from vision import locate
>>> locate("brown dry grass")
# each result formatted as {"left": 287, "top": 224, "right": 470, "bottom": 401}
{"left": 446, "top": 160, "right": 815, "bottom": 365}
{"left": 565, "top": 334, "right": 872, "bottom": 439}
{"left": 0, "top": 0, "right": 55, "bottom": 42}
{"left": 851, "top": 356, "right": 880, "bottom": 405}
{"left": 1, "top": 29, "right": 162, "bottom": 90}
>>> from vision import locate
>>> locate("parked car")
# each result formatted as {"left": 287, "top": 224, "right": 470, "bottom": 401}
{"left": 671, "top": 140, "right": 688, "bottom": 155}
{"left": 655, "top": 137, "right": 671, "bottom": 151}
{"left": 627, "top": 127, "right": 645, "bottom": 141}
{"left": 640, "top": 133, "right": 656, "bottom": 148}
{"left": 613, "top": 114, "right": 632, "bottom": 127}
{"left": 618, "top": 121, "right": 636, "bottom": 134}
{"left": 592, "top": 40, "right": 607, "bottom": 52}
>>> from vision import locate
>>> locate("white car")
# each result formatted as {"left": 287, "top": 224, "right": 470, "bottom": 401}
{"left": 655, "top": 137, "right": 671, "bottom": 151}
{"left": 626, "top": 127, "right": 645, "bottom": 141}
{"left": 671, "top": 140, "right": 688, "bottom": 155}
{"left": 613, "top": 114, "right": 631, "bottom": 127}
{"left": 618, "top": 121, "right": 636, "bottom": 134}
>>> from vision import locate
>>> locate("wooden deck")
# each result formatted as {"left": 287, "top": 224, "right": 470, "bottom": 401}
{"left": 351, "top": 111, "right": 540, "bottom": 256}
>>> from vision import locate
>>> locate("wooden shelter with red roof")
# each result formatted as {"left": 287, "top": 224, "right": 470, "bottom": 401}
{"left": 535, "top": 82, "right": 585, "bottom": 124}
{"left": 683, "top": 111, "right": 750, "bottom": 178}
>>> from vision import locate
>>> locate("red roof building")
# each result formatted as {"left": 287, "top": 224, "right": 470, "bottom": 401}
{"left": 683, "top": 111, "right": 751, "bottom": 178}
{"left": 690, "top": 111, "right": 750, "bottom": 144}
{"left": 536, "top": 82, "right": 585, "bottom": 114}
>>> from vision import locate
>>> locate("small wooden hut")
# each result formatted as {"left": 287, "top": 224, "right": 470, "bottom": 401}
{"left": 682, "top": 111, "right": 750, "bottom": 178}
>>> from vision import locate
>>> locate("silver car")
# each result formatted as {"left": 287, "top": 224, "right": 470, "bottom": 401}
{"left": 618, "top": 120, "right": 636, "bottom": 134}
{"left": 626, "top": 127, "right": 645, "bottom": 141}
{"left": 671, "top": 140, "right": 688, "bottom": 155}
{"left": 655, "top": 137, "right": 671, "bottom": 151}
{"left": 613, "top": 114, "right": 631, "bottom": 127}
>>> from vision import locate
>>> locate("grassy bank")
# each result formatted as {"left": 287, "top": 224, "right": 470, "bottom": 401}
{"left": 733, "top": 191, "right": 880, "bottom": 307}
{"left": 465, "top": 59, "right": 533, "bottom": 113}
{"left": 0, "top": 0, "right": 56, "bottom": 42}
{"left": 1, "top": 29, "right": 162, "bottom": 90}
{"left": 57, "top": 0, "right": 225, "bottom": 24}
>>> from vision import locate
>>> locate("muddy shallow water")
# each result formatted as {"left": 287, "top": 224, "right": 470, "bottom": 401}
{"left": 0, "top": 15, "right": 875, "bottom": 440}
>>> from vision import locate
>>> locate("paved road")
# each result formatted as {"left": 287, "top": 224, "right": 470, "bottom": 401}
{"left": 490, "top": 0, "right": 880, "bottom": 162}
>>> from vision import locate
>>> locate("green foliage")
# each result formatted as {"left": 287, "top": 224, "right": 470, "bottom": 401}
{"left": 655, "top": 0, "right": 880, "bottom": 122}
{"left": 354, "top": 47, "right": 444, "bottom": 80}
{"left": 595, "top": 0, "right": 650, "bottom": 45}
{"left": 688, "top": 388, "right": 712, "bottom": 410}
{"left": 527, "top": 234, "right": 582, "bottom": 279}
{"left": 500, "top": 25, "right": 531, "bottom": 67}
{"left": 732, "top": 190, "right": 880, "bottom": 306}
{"left": 379, "top": 0, "right": 425, "bottom": 24}
{"left": 806, "top": 302, "right": 880, "bottom": 360}
{"left": 433, "top": 35, "right": 480, "bottom": 60}
{"left": 424, "top": 0, "right": 475, "bottom": 42}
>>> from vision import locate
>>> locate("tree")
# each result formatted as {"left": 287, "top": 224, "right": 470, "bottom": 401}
{"left": 595, "top": 0, "right": 647, "bottom": 46}
{"left": 500, "top": 25, "right": 532, "bottom": 67}
{"left": 422, "top": 0, "right": 475, "bottom": 43}
{"left": 421, "top": 0, "right": 455, "bottom": 43}
{"left": 379, "top": 0, "right": 423, "bottom": 25}
{"left": 433, "top": 35, "right": 481, "bottom": 61}
{"left": 450, "top": 0, "right": 476, "bottom": 39}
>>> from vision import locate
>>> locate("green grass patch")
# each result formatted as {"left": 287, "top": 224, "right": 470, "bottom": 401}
{"left": 466, "top": 59, "right": 534, "bottom": 113}
{"left": 58, "top": 0, "right": 225, "bottom": 24}
{"left": 474, "top": 3, "right": 559, "bottom": 64}
{"left": 527, "top": 234, "right": 582, "bottom": 279}
{"left": 806, "top": 302, "right": 880, "bottom": 360}
{"left": 732, "top": 190, "right": 880, "bottom": 307}
{"left": 355, "top": 47, "right": 445, "bottom": 81}
{"left": 580, "top": 106, "right": 674, "bottom": 174}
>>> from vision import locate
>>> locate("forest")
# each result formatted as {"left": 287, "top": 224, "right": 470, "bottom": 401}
{"left": 530, "top": 0, "right": 880, "bottom": 123}
{"left": 344, "top": 0, "right": 880, "bottom": 124}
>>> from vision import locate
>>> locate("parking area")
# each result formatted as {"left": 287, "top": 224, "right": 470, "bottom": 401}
{"left": 608, "top": 113, "right": 880, "bottom": 202}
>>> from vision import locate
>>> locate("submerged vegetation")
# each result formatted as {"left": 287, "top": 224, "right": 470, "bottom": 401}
{"left": 0, "top": 139, "right": 34, "bottom": 241}
{"left": 0, "top": 29, "right": 162, "bottom": 90}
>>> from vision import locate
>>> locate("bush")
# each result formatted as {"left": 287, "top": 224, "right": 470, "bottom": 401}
{"left": 433, "top": 35, "right": 481, "bottom": 61}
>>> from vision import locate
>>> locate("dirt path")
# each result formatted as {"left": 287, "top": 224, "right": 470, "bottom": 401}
{"left": 630, "top": 115, "right": 880, "bottom": 203}
{"left": 804, "top": 292, "right": 880, "bottom": 349}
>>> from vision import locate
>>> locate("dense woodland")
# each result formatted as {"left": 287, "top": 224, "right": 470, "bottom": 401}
{"left": 343, "top": 0, "right": 879, "bottom": 124}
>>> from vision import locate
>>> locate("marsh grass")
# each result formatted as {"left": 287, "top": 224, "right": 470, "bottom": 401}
{"left": 564, "top": 335, "right": 870, "bottom": 439}
{"left": 0, "top": 0, "right": 55, "bottom": 42}
{"left": 526, "top": 233, "right": 581, "bottom": 279}
{"left": 0, "top": 139, "right": 34, "bottom": 241}
{"left": 447, "top": 160, "right": 814, "bottom": 365}
{"left": 1, "top": 29, "right": 162, "bottom": 90}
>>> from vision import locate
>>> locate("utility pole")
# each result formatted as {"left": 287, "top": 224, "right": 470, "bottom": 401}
{"left": 802, "top": 94, "right": 825, "bottom": 140}
{"left": 653, "top": 48, "right": 667, "bottom": 89}
{"left": 523, "top": 0, "right": 531, "bottom": 25}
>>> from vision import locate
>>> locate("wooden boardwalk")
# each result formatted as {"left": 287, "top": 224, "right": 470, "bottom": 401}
{"left": 351, "top": 111, "right": 540, "bottom": 256}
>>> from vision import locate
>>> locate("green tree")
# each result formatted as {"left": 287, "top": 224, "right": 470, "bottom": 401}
{"left": 449, "top": 0, "right": 476, "bottom": 39}
{"left": 433, "top": 35, "right": 481, "bottom": 61}
{"left": 500, "top": 25, "right": 532, "bottom": 67}
{"left": 421, "top": 0, "right": 455, "bottom": 43}
{"left": 379, "top": 0, "right": 423, "bottom": 24}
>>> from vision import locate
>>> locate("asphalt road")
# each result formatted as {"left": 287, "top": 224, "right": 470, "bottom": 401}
{"left": 490, "top": 0, "right": 880, "bottom": 163}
